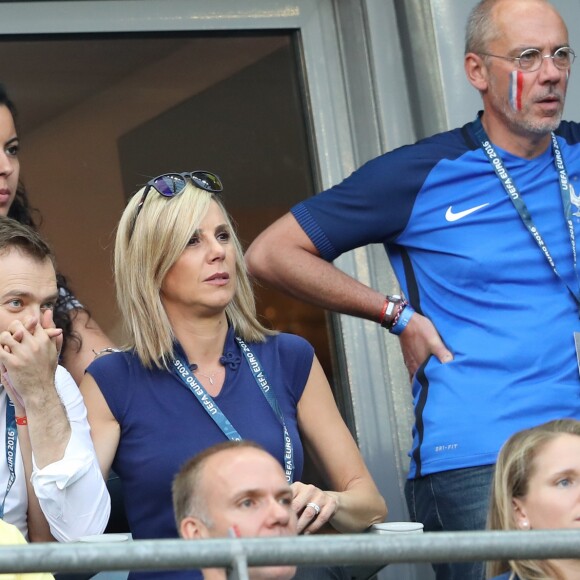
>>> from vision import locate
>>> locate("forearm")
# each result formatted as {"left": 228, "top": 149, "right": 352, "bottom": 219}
{"left": 1, "top": 320, "right": 73, "bottom": 467}
{"left": 246, "top": 213, "right": 387, "bottom": 322}
{"left": 295, "top": 358, "right": 388, "bottom": 535}
{"left": 249, "top": 245, "right": 385, "bottom": 322}
{"left": 325, "top": 480, "right": 387, "bottom": 533}
{"left": 31, "top": 367, "right": 111, "bottom": 541}
{"left": 24, "top": 391, "right": 71, "bottom": 469}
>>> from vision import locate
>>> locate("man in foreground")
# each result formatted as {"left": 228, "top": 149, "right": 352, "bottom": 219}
{"left": 173, "top": 441, "right": 296, "bottom": 580}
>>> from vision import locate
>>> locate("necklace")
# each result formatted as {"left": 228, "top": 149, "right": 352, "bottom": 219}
{"left": 191, "top": 366, "right": 224, "bottom": 386}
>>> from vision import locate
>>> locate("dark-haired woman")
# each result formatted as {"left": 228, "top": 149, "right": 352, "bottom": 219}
{"left": 0, "top": 85, "right": 112, "bottom": 385}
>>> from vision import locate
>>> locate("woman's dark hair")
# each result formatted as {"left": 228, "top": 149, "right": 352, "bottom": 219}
{"left": 0, "top": 83, "right": 81, "bottom": 355}
{"left": 0, "top": 85, "right": 36, "bottom": 227}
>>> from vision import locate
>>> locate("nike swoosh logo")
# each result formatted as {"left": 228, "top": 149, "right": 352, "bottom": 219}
{"left": 445, "top": 203, "right": 489, "bottom": 222}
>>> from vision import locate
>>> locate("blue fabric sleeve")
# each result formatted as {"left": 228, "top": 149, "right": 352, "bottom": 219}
{"left": 291, "top": 126, "right": 471, "bottom": 261}
{"left": 86, "top": 353, "right": 131, "bottom": 423}
{"left": 272, "top": 332, "right": 315, "bottom": 404}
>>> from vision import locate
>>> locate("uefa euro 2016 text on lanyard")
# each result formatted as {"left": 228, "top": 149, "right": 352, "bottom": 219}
{"left": 171, "top": 337, "right": 295, "bottom": 483}
{"left": 473, "top": 115, "right": 580, "bottom": 318}
{"left": 1, "top": 396, "right": 17, "bottom": 519}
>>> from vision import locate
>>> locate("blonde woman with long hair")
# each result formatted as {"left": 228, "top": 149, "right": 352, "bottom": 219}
{"left": 79, "top": 172, "right": 386, "bottom": 580}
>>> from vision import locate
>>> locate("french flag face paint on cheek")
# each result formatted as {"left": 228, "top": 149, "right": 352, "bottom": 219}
{"left": 509, "top": 70, "right": 524, "bottom": 111}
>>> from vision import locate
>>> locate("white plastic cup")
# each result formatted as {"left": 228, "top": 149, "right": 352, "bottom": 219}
{"left": 370, "top": 522, "right": 424, "bottom": 534}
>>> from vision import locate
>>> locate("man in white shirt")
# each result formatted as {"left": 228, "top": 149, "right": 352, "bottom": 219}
{"left": 173, "top": 441, "right": 297, "bottom": 580}
{"left": 0, "top": 217, "right": 109, "bottom": 541}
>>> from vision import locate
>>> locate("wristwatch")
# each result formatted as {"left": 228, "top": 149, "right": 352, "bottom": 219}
{"left": 381, "top": 294, "right": 405, "bottom": 329}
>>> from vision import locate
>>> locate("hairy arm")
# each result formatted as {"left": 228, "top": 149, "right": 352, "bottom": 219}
{"left": 246, "top": 213, "right": 452, "bottom": 375}
{"left": 246, "top": 213, "right": 387, "bottom": 321}
{"left": 0, "top": 313, "right": 111, "bottom": 540}
{"left": 29, "top": 371, "right": 116, "bottom": 542}
{"left": 0, "top": 315, "right": 70, "bottom": 468}
{"left": 0, "top": 317, "right": 55, "bottom": 541}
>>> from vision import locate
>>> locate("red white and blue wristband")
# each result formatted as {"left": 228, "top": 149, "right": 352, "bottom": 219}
{"left": 389, "top": 304, "right": 415, "bottom": 335}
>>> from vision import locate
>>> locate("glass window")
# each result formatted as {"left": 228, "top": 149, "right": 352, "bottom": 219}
{"left": 2, "top": 31, "right": 334, "bottom": 378}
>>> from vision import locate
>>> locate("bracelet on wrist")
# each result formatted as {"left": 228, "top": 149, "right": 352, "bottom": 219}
{"left": 389, "top": 303, "right": 405, "bottom": 329}
{"left": 380, "top": 295, "right": 406, "bottom": 329}
{"left": 389, "top": 304, "right": 415, "bottom": 335}
{"left": 15, "top": 416, "right": 27, "bottom": 426}
{"left": 379, "top": 299, "right": 390, "bottom": 324}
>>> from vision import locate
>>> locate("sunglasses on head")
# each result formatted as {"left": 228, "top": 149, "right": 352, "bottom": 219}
{"left": 129, "top": 171, "right": 223, "bottom": 238}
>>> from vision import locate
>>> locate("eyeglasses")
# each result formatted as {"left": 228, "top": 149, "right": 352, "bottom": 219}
{"left": 130, "top": 171, "right": 223, "bottom": 237}
{"left": 480, "top": 46, "right": 576, "bottom": 72}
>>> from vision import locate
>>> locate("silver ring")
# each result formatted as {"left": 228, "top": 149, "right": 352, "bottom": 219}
{"left": 306, "top": 502, "right": 321, "bottom": 516}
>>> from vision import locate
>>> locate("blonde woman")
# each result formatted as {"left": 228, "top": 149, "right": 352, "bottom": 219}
{"left": 488, "top": 419, "right": 580, "bottom": 580}
{"left": 80, "top": 172, "right": 387, "bottom": 580}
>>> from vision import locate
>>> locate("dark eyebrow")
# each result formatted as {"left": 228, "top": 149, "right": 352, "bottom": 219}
{"left": 0, "top": 290, "right": 59, "bottom": 303}
{"left": 233, "top": 489, "right": 262, "bottom": 502}
{"left": 1, "top": 290, "right": 31, "bottom": 300}
{"left": 233, "top": 486, "right": 289, "bottom": 498}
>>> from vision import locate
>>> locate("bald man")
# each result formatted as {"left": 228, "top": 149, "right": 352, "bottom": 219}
{"left": 173, "top": 441, "right": 296, "bottom": 580}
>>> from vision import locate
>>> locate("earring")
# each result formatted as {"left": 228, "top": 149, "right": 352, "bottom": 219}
{"left": 521, "top": 520, "right": 529, "bottom": 529}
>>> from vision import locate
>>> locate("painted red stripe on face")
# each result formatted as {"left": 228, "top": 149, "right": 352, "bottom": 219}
{"left": 516, "top": 70, "right": 524, "bottom": 111}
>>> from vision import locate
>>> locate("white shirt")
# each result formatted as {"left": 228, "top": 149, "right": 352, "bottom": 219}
{"left": 0, "top": 365, "right": 110, "bottom": 541}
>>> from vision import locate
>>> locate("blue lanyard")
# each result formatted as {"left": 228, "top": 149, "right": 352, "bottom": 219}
{"left": 235, "top": 338, "right": 294, "bottom": 483}
{"left": 1, "top": 397, "right": 17, "bottom": 519}
{"left": 171, "top": 339, "right": 295, "bottom": 482}
{"left": 171, "top": 357, "right": 242, "bottom": 441}
{"left": 473, "top": 116, "right": 580, "bottom": 314}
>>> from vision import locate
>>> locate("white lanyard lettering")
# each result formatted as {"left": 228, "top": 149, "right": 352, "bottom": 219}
{"left": 473, "top": 116, "right": 580, "bottom": 314}
{"left": 235, "top": 338, "right": 295, "bottom": 483}
{"left": 171, "top": 357, "right": 242, "bottom": 441}
{"left": 171, "top": 339, "right": 295, "bottom": 482}
{"left": 1, "top": 398, "right": 17, "bottom": 519}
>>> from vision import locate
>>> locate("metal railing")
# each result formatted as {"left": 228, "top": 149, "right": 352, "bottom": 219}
{"left": 1, "top": 531, "right": 580, "bottom": 579}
